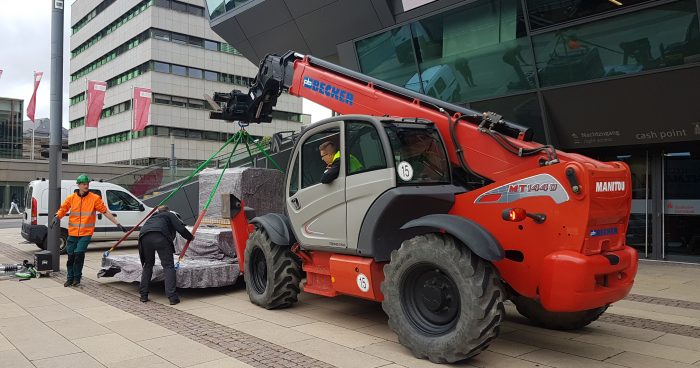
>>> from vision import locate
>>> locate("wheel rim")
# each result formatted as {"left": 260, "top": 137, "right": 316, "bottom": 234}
{"left": 249, "top": 247, "right": 267, "bottom": 294}
{"left": 401, "top": 262, "right": 460, "bottom": 335}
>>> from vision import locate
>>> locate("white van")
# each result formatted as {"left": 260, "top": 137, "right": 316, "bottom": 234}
{"left": 21, "top": 179, "right": 152, "bottom": 253}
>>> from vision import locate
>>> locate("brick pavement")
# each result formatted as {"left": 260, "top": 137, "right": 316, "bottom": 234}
{"left": 0, "top": 242, "right": 332, "bottom": 368}
{"left": 5, "top": 232, "right": 700, "bottom": 367}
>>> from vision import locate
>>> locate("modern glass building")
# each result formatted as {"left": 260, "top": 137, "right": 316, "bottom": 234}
{"left": 208, "top": 0, "right": 699, "bottom": 262}
{"left": 0, "top": 97, "right": 24, "bottom": 160}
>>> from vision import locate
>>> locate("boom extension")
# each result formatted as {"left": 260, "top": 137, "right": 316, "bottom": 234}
{"left": 212, "top": 52, "right": 531, "bottom": 139}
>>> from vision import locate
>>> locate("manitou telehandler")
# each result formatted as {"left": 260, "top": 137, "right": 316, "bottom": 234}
{"left": 213, "top": 52, "right": 638, "bottom": 363}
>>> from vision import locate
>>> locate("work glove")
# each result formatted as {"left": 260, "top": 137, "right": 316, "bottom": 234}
{"left": 117, "top": 224, "right": 128, "bottom": 233}
{"left": 49, "top": 216, "right": 59, "bottom": 229}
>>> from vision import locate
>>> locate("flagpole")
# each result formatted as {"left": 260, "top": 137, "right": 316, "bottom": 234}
{"left": 96, "top": 123, "right": 99, "bottom": 164}
{"left": 31, "top": 72, "right": 35, "bottom": 161}
{"left": 83, "top": 78, "right": 87, "bottom": 163}
{"left": 130, "top": 86, "right": 134, "bottom": 165}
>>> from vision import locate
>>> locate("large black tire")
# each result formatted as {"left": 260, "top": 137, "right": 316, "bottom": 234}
{"left": 39, "top": 229, "right": 68, "bottom": 254}
{"left": 243, "top": 228, "right": 302, "bottom": 309}
{"left": 512, "top": 296, "right": 608, "bottom": 330}
{"left": 381, "top": 233, "right": 505, "bottom": 363}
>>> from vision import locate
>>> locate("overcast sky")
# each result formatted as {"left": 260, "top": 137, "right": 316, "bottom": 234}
{"left": 0, "top": 0, "right": 330, "bottom": 128}
{"left": 0, "top": 0, "right": 72, "bottom": 126}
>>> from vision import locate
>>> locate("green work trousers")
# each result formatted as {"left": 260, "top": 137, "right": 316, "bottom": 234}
{"left": 66, "top": 236, "right": 91, "bottom": 282}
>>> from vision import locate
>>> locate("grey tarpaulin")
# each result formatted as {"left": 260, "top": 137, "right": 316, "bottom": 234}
{"left": 100, "top": 254, "right": 239, "bottom": 288}
{"left": 198, "top": 167, "right": 284, "bottom": 220}
{"left": 99, "top": 226, "right": 240, "bottom": 288}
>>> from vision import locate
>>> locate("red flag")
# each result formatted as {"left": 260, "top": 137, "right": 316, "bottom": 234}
{"left": 27, "top": 72, "right": 43, "bottom": 122}
{"left": 132, "top": 87, "right": 152, "bottom": 132}
{"left": 85, "top": 80, "right": 107, "bottom": 127}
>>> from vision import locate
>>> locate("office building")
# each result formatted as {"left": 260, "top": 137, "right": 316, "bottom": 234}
{"left": 0, "top": 97, "right": 24, "bottom": 160}
{"left": 68, "top": 0, "right": 309, "bottom": 167}
{"left": 208, "top": 0, "right": 700, "bottom": 262}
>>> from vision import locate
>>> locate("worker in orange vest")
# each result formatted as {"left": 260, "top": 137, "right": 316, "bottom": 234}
{"left": 50, "top": 174, "right": 127, "bottom": 287}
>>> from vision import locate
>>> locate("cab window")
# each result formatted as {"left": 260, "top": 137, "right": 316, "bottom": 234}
{"left": 345, "top": 121, "right": 386, "bottom": 175}
{"left": 385, "top": 126, "right": 450, "bottom": 184}
{"left": 288, "top": 153, "right": 300, "bottom": 196}
{"left": 301, "top": 127, "right": 340, "bottom": 188}
{"left": 106, "top": 190, "right": 141, "bottom": 211}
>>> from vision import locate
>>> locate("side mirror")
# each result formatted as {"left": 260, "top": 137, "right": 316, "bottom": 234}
{"left": 139, "top": 204, "right": 145, "bottom": 211}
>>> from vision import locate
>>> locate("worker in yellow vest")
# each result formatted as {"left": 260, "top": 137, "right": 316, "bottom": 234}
{"left": 50, "top": 174, "right": 126, "bottom": 287}
{"left": 319, "top": 141, "right": 362, "bottom": 183}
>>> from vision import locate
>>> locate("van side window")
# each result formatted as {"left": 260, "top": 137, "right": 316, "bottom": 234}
{"left": 107, "top": 190, "right": 141, "bottom": 211}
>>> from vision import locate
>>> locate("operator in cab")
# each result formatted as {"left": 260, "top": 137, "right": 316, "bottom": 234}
{"left": 319, "top": 141, "right": 362, "bottom": 183}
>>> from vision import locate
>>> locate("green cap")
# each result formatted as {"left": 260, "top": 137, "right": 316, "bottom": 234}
{"left": 76, "top": 174, "right": 90, "bottom": 184}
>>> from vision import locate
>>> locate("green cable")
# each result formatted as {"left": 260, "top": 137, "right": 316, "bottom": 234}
{"left": 250, "top": 136, "right": 284, "bottom": 172}
{"left": 203, "top": 131, "right": 241, "bottom": 209}
{"left": 158, "top": 133, "right": 237, "bottom": 206}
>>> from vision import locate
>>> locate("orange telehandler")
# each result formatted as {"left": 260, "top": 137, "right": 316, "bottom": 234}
{"left": 213, "top": 51, "right": 638, "bottom": 363}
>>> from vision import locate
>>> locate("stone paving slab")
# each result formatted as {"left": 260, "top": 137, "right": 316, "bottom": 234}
{"left": 5, "top": 227, "right": 700, "bottom": 367}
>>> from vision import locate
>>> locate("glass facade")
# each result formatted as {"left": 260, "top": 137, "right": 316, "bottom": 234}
{"left": 0, "top": 98, "right": 23, "bottom": 159}
{"left": 533, "top": 0, "right": 700, "bottom": 87}
{"left": 355, "top": 0, "right": 700, "bottom": 145}
{"left": 207, "top": 0, "right": 252, "bottom": 19}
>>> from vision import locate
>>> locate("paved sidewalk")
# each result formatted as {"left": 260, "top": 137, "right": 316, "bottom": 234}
{"left": 3, "top": 227, "right": 700, "bottom": 367}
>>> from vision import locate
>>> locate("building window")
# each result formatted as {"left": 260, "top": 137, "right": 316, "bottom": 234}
{"left": 526, "top": 0, "right": 651, "bottom": 30}
{"left": 171, "top": 97, "right": 187, "bottom": 107}
{"left": 188, "top": 99, "right": 204, "bottom": 109}
{"left": 356, "top": 25, "right": 420, "bottom": 93}
{"left": 153, "top": 94, "right": 171, "bottom": 105}
{"left": 533, "top": 0, "right": 700, "bottom": 87}
{"left": 172, "top": 33, "right": 188, "bottom": 44}
{"left": 188, "top": 36, "right": 203, "bottom": 48}
{"left": 171, "top": 64, "right": 187, "bottom": 76}
{"left": 204, "top": 40, "right": 218, "bottom": 51}
{"left": 188, "top": 67, "right": 203, "bottom": 79}
{"left": 153, "top": 61, "right": 170, "bottom": 73}
{"left": 204, "top": 70, "right": 218, "bottom": 81}
{"left": 171, "top": 1, "right": 188, "bottom": 12}
{"left": 153, "top": 29, "right": 170, "bottom": 41}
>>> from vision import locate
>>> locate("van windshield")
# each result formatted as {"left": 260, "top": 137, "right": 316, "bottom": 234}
{"left": 384, "top": 125, "right": 450, "bottom": 184}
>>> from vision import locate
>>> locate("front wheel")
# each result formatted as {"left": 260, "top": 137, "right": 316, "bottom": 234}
{"left": 243, "top": 228, "right": 302, "bottom": 309}
{"left": 513, "top": 296, "right": 607, "bottom": 330}
{"left": 381, "top": 233, "right": 505, "bottom": 363}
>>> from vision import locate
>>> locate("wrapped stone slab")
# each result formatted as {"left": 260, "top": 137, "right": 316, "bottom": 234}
{"left": 198, "top": 167, "right": 284, "bottom": 220}
{"left": 100, "top": 254, "right": 240, "bottom": 288}
{"left": 174, "top": 225, "right": 236, "bottom": 260}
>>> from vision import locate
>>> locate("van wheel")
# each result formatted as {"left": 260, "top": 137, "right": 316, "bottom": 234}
{"left": 41, "top": 230, "right": 68, "bottom": 254}
{"left": 382, "top": 233, "right": 505, "bottom": 363}
{"left": 244, "top": 228, "right": 302, "bottom": 309}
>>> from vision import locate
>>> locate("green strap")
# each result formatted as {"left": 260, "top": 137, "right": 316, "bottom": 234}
{"left": 203, "top": 132, "right": 241, "bottom": 209}
{"left": 158, "top": 133, "right": 237, "bottom": 207}
{"left": 250, "top": 135, "right": 284, "bottom": 172}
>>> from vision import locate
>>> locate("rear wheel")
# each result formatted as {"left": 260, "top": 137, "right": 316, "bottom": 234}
{"left": 513, "top": 296, "right": 607, "bottom": 330}
{"left": 243, "top": 228, "right": 301, "bottom": 309}
{"left": 381, "top": 233, "right": 505, "bottom": 363}
{"left": 40, "top": 229, "right": 67, "bottom": 254}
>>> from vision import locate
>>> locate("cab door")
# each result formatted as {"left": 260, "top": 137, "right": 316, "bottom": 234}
{"left": 286, "top": 120, "right": 347, "bottom": 249}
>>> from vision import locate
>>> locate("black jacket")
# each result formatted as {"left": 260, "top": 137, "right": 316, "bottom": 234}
{"left": 139, "top": 211, "right": 194, "bottom": 243}
{"left": 320, "top": 158, "right": 340, "bottom": 184}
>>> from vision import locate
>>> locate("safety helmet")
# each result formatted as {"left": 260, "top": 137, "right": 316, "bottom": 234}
{"left": 76, "top": 174, "right": 90, "bottom": 184}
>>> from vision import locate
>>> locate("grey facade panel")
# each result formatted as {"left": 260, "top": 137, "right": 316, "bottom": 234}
{"left": 543, "top": 66, "right": 700, "bottom": 150}
{"left": 337, "top": 40, "right": 360, "bottom": 71}
{"left": 370, "top": 0, "right": 397, "bottom": 27}
{"left": 249, "top": 20, "right": 311, "bottom": 57}
{"left": 295, "top": 0, "right": 385, "bottom": 58}
{"left": 283, "top": 0, "right": 337, "bottom": 18}
{"left": 235, "top": 0, "right": 293, "bottom": 38}
{"left": 211, "top": 17, "right": 247, "bottom": 44}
